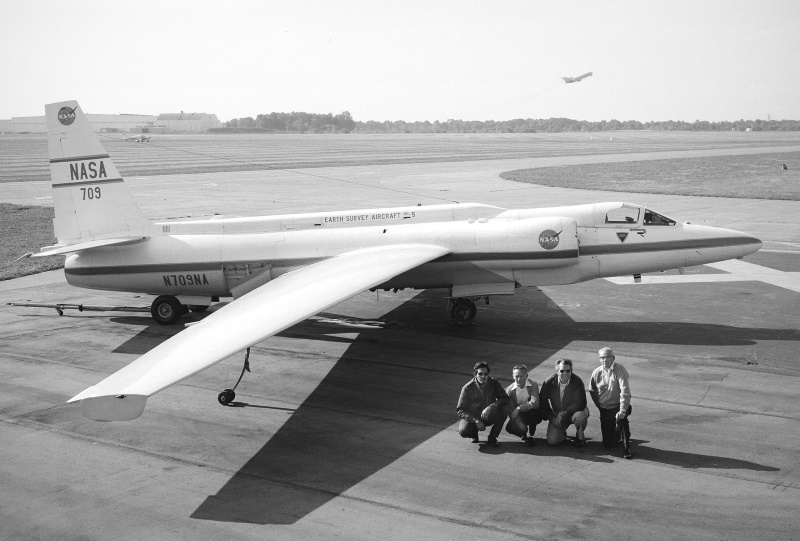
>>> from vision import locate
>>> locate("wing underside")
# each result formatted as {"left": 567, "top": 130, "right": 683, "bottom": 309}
{"left": 69, "top": 243, "right": 450, "bottom": 421}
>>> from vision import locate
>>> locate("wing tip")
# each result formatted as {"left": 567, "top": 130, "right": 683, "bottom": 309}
{"left": 70, "top": 394, "right": 148, "bottom": 421}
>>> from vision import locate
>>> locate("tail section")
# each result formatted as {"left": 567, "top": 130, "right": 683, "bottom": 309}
{"left": 43, "top": 100, "right": 151, "bottom": 250}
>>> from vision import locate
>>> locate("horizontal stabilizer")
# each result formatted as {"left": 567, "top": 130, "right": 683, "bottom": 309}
{"left": 31, "top": 236, "right": 148, "bottom": 257}
{"left": 79, "top": 394, "right": 148, "bottom": 421}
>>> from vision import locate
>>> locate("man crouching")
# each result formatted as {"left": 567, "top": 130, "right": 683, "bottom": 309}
{"left": 505, "top": 364, "right": 543, "bottom": 446}
{"left": 540, "top": 359, "right": 589, "bottom": 447}
{"left": 456, "top": 362, "right": 510, "bottom": 447}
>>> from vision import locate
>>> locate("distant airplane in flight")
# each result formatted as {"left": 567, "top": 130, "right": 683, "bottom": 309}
{"left": 562, "top": 72, "right": 593, "bottom": 84}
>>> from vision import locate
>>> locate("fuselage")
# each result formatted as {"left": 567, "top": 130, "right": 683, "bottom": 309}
{"left": 63, "top": 202, "right": 762, "bottom": 300}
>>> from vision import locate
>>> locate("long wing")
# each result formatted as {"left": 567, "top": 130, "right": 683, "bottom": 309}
{"left": 69, "top": 244, "right": 450, "bottom": 421}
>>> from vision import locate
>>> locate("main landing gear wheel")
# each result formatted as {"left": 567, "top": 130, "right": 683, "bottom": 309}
{"left": 150, "top": 295, "right": 184, "bottom": 325}
{"left": 218, "top": 389, "right": 235, "bottom": 405}
{"left": 450, "top": 298, "right": 477, "bottom": 324}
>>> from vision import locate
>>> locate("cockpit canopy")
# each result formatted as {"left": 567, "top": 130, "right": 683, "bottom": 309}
{"left": 643, "top": 208, "right": 676, "bottom": 226}
{"left": 599, "top": 203, "right": 676, "bottom": 227}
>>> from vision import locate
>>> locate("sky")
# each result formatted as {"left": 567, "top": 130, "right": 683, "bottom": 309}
{"left": 1, "top": 0, "right": 799, "bottom": 123}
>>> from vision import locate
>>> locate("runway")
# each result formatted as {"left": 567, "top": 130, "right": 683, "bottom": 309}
{"left": 1, "top": 151, "right": 799, "bottom": 540}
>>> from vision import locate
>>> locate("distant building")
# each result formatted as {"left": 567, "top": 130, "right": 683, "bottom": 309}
{"left": 86, "top": 114, "right": 158, "bottom": 133}
{"left": 0, "top": 111, "right": 221, "bottom": 133}
{"left": 156, "top": 112, "right": 222, "bottom": 132}
{"left": 8, "top": 115, "right": 47, "bottom": 133}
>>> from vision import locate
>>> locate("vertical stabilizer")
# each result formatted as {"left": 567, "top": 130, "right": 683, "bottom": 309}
{"left": 46, "top": 100, "right": 150, "bottom": 245}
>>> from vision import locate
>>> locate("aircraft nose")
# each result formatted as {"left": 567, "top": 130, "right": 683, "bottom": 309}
{"left": 685, "top": 224, "right": 762, "bottom": 263}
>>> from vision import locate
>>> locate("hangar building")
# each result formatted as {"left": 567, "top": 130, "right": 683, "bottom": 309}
{"left": 156, "top": 113, "right": 221, "bottom": 132}
{"left": 0, "top": 111, "right": 221, "bottom": 134}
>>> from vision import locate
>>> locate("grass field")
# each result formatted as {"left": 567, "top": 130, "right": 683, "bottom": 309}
{"left": 0, "top": 204, "right": 61, "bottom": 281}
{"left": 3, "top": 130, "right": 800, "bottom": 183}
{"left": 502, "top": 151, "right": 800, "bottom": 200}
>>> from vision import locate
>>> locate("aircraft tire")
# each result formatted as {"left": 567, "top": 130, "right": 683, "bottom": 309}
{"left": 151, "top": 295, "right": 184, "bottom": 325}
{"left": 218, "top": 389, "right": 235, "bottom": 405}
{"left": 450, "top": 298, "right": 477, "bottom": 324}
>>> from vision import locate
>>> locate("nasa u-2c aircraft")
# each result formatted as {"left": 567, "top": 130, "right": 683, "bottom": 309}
{"left": 34, "top": 100, "right": 761, "bottom": 422}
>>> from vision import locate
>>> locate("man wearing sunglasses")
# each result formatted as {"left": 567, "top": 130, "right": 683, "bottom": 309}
{"left": 539, "top": 358, "right": 589, "bottom": 446}
{"left": 589, "top": 347, "right": 633, "bottom": 459}
{"left": 456, "top": 362, "right": 510, "bottom": 447}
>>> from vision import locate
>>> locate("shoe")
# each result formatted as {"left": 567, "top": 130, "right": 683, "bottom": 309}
{"left": 487, "top": 437, "right": 499, "bottom": 447}
{"left": 471, "top": 437, "right": 480, "bottom": 443}
{"left": 623, "top": 448, "right": 632, "bottom": 459}
{"left": 575, "top": 437, "right": 587, "bottom": 448}
{"left": 525, "top": 437, "right": 536, "bottom": 447}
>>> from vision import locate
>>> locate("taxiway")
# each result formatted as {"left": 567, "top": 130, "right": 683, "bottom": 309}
{"left": 1, "top": 152, "right": 798, "bottom": 540}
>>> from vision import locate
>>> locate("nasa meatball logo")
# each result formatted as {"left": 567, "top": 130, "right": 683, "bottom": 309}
{"left": 538, "top": 229, "right": 561, "bottom": 250}
{"left": 58, "top": 107, "right": 76, "bottom": 126}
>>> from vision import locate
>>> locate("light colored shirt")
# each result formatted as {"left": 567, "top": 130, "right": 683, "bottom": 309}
{"left": 559, "top": 376, "right": 570, "bottom": 402}
{"left": 505, "top": 379, "right": 540, "bottom": 412}
{"left": 590, "top": 362, "right": 631, "bottom": 413}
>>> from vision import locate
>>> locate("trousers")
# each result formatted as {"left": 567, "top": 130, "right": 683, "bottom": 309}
{"left": 599, "top": 405, "right": 632, "bottom": 447}
{"left": 546, "top": 408, "right": 589, "bottom": 445}
{"left": 505, "top": 409, "right": 544, "bottom": 438}
{"left": 458, "top": 417, "right": 505, "bottom": 440}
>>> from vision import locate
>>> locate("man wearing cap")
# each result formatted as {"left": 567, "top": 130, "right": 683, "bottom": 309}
{"left": 540, "top": 358, "right": 589, "bottom": 446}
{"left": 589, "top": 347, "right": 633, "bottom": 459}
{"left": 456, "top": 361, "right": 510, "bottom": 447}
{"left": 504, "top": 364, "right": 542, "bottom": 446}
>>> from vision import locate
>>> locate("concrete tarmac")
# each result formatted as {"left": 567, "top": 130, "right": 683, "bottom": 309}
{"left": 1, "top": 154, "right": 799, "bottom": 540}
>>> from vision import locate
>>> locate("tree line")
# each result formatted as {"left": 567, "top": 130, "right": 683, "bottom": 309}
{"left": 220, "top": 111, "right": 356, "bottom": 133}
{"left": 220, "top": 113, "right": 800, "bottom": 133}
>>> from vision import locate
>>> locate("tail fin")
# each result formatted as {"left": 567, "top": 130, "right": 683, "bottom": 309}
{"left": 45, "top": 100, "right": 151, "bottom": 248}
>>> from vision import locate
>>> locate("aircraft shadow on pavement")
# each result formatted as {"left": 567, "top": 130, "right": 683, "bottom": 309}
{"left": 625, "top": 440, "right": 779, "bottom": 471}
{"left": 189, "top": 288, "right": 793, "bottom": 525}
{"left": 478, "top": 439, "right": 615, "bottom": 463}
{"left": 226, "top": 402, "right": 297, "bottom": 412}
{"left": 109, "top": 284, "right": 799, "bottom": 357}
{"left": 109, "top": 317, "right": 187, "bottom": 354}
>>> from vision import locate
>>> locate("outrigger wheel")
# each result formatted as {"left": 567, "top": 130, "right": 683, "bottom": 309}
{"left": 218, "top": 389, "right": 236, "bottom": 405}
{"left": 218, "top": 347, "right": 251, "bottom": 407}
{"left": 150, "top": 295, "right": 184, "bottom": 325}
{"left": 450, "top": 298, "right": 477, "bottom": 324}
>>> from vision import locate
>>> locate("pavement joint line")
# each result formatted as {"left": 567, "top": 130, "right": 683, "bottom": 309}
{"left": 5, "top": 350, "right": 800, "bottom": 421}
{"left": 6, "top": 403, "right": 797, "bottom": 495}
{"left": 7, "top": 414, "right": 796, "bottom": 535}
{"left": 634, "top": 395, "right": 800, "bottom": 421}
{"left": 0, "top": 416, "right": 534, "bottom": 540}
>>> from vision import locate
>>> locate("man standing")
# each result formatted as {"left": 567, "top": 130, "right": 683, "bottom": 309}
{"left": 589, "top": 347, "right": 632, "bottom": 459}
{"left": 540, "top": 359, "right": 589, "bottom": 446}
{"left": 456, "top": 362, "right": 510, "bottom": 447}
{"left": 505, "top": 364, "right": 542, "bottom": 446}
